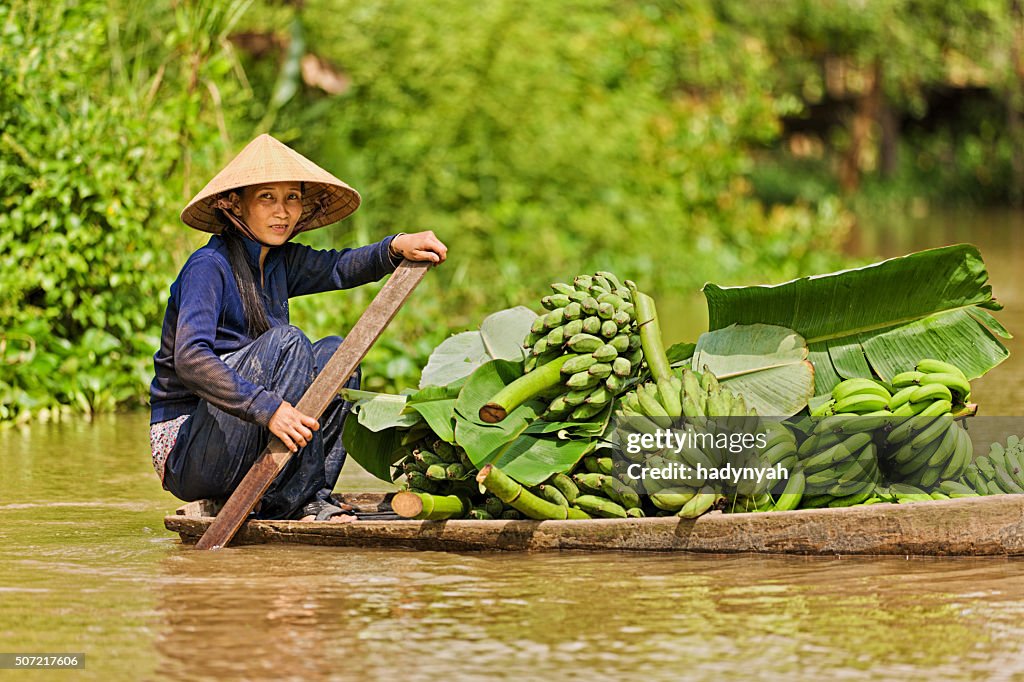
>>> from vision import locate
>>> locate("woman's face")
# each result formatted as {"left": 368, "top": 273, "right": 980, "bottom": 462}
{"left": 230, "top": 181, "right": 303, "bottom": 246}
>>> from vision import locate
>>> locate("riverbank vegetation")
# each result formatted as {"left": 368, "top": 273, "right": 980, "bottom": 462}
{"left": 1, "top": 0, "right": 1021, "bottom": 421}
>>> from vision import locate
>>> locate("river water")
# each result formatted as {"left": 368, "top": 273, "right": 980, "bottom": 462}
{"left": 2, "top": 210, "right": 1023, "bottom": 681}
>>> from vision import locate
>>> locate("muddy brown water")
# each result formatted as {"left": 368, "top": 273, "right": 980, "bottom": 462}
{"left": 2, "top": 210, "right": 1024, "bottom": 680}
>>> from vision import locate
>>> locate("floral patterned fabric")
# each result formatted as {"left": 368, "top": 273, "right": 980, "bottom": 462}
{"left": 150, "top": 414, "right": 189, "bottom": 485}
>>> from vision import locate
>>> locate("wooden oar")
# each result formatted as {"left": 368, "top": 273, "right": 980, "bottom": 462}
{"left": 194, "top": 259, "right": 431, "bottom": 550}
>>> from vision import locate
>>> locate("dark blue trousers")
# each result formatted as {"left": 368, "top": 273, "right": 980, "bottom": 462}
{"left": 162, "top": 325, "right": 359, "bottom": 520}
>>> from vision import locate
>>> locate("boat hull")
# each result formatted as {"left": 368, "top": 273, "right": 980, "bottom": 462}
{"left": 165, "top": 493, "right": 1024, "bottom": 556}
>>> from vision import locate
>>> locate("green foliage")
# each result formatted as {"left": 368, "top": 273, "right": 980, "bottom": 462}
{"left": 0, "top": 0, "right": 249, "bottom": 421}
{"left": 2, "top": 0, "right": 863, "bottom": 421}
{"left": 723, "top": 0, "right": 1021, "bottom": 204}
{"left": 263, "top": 0, "right": 854, "bottom": 392}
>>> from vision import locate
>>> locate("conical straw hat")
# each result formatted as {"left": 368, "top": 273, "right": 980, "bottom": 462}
{"left": 180, "top": 134, "right": 361, "bottom": 234}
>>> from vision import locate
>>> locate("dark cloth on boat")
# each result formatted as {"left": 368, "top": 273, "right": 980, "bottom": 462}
{"left": 162, "top": 325, "right": 360, "bottom": 520}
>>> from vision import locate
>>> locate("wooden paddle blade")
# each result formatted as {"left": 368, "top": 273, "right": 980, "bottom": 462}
{"left": 194, "top": 259, "right": 431, "bottom": 550}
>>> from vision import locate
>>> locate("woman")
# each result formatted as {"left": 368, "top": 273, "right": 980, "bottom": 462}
{"left": 149, "top": 134, "right": 446, "bottom": 521}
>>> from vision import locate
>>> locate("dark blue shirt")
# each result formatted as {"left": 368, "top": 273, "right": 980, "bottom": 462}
{"left": 149, "top": 232, "right": 400, "bottom": 425}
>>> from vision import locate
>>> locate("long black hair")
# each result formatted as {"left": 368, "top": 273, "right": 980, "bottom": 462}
{"left": 216, "top": 195, "right": 271, "bottom": 338}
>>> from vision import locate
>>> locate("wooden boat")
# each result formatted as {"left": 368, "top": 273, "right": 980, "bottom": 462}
{"left": 165, "top": 492, "right": 1024, "bottom": 556}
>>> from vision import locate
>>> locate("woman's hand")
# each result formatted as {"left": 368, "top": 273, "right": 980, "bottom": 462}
{"left": 390, "top": 231, "right": 448, "bottom": 264}
{"left": 268, "top": 400, "right": 319, "bottom": 452}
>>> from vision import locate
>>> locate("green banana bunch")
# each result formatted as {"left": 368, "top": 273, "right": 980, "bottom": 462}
{"left": 890, "top": 358, "right": 972, "bottom": 406}
{"left": 879, "top": 362, "right": 973, "bottom": 489}
{"left": 811, "top": 376, "right": 894, "bottom": 418}
{"left": 616, "top": 368, "right": 771, "bottom": 516}
{"left": 956, "top": 434, "right": 1024, "bottom": 495}
{"left": 523, "top": 272, "right": 643, "bottom": 420}
{"left": 400, "top": 437, "right": 481, "bottom": 501}
{"left": 795, "top": 423, "right": 881, "bottom": 506}
{"left": 881, "top": 413, "right": 973, "bottom": 489}
{"left": 732, "top": 421, "right": 802, "bottom": 509}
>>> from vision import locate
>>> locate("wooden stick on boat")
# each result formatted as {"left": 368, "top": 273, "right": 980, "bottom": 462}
{"left": 194, "top": 260, "right": 431, "bottom": 550}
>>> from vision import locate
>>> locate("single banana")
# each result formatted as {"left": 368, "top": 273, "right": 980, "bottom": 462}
{"left": 833, "top": 393, "right": 891, "bottom": 414}
{"left": 888, "top": 385, "right": 918, "bottom": 411}
{"left": 760, "top": 440, "right": 798, "bottom": 468}
{"left": 832, "top": 378, "right": 891, "bottom": 402}
{"left": 924, "top": 420, "right": 959, "bottom": 467}
{"left": 805, "top": 432, "right": 873, "bottom": 472}
{"left": 916, "top": 358, "right": 968, "bottom": 381}
{"left": 771, "top": 470, "right": 805, "bottom": 511}
{"left": 798, "top": 430, "right": 843, "bottom": 458}
{"left": 895, "top": 434, "right": 945, "bottom": 477}
{"left": 917, "top": 459, "right": 944, "bottom": 489}
{"left": 909, "top": 383, "right": 953, "bottom": 404}
{"left": 827, "top": 482, "right": 877, "bottom": 507}
{"left": 890, "top": 483, "right": 931, "bottom": 501}
{"left": 567, "top": 333, "right": 603, "bottom": 353}
{"left": 910, "top": 414, "right": 955, "bottom": 453}
{"left": 549, "top": 473, "right": 579, "bottom": 503}
{"left": 891, "top": 371, "right": 926, "bottom": 388}
{"left": 815, "top": 411, "right": 892, "bottom": 435}
{"left": 650, "top": 488, "right": 696, "bottom": 512}
{"left": 658, "top": 376, "right": 683, "bottom": 419}
{"left": 677, "top": 490, "right": 719, "bottom": 519}
{"left": 974, "top": 455, "right": 997, "bottom": 480}
{"left": 572, "top": 472, "right": 607, "bottom": 495}
{"left": 592, "top": 343, "right": 618, "bottom": 363}
{"left": 572, "top": 494, "right": 627, "bottom": 518}
{"left": 919, "top": 373, "right": 971, "bottom": 403}
{"left": 892, "top": 399, "right": 931, "bottom": 417}
{"left": 919, "top": 398, "right": 954, "bottom": 417}
{"left": 939, "top": 480, "right": 977, "bottom": 496}
{"left": 562, "top": 353, "right": 598, "bottom": 374}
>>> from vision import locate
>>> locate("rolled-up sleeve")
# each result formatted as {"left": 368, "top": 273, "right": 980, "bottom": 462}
{"left": 172, "top": 256, "right": 283, "bottom": 425}
{"left": 283, "top": 235, "right": 400, "bottom": 298}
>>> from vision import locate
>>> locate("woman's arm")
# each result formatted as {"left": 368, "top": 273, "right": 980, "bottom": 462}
{"left": 172, "top": 255, "right": 283, "bottom": 426}
{"left": 284, "top": 231, "right": 447, "bottom": 297}
{"left": 283, "top": 236, "right": 398, "bottom": 298}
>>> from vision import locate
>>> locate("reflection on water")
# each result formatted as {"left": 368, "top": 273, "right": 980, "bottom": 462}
{"left": 1, "top": 210, "right": 1023, "bottom": 680}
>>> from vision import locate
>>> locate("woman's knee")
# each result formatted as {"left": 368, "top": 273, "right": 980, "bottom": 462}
{"left": 263, "top": 324, "right": 312, "bottom": 350}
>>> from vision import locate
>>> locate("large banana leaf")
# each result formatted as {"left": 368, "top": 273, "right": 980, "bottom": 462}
{"left": 341, "top": 416, "right": 405, "bottom": 482}
{"left": 419, "top": 306, "right": 537, "bottom": 388}
{"left": 341, "top": 383, "right": 463, "bottom": 481}
{"left": 703, "top": 244, "right": 1011, "bottom": 395}
{"left": 453, "top": 359, "right": 600, "bottom": 485}
{"left": 691, "top": 323, "right": 814, "bottom": 417}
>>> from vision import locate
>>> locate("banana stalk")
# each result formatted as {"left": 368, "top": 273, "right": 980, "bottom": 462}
{"left": 480, "top": 355, "right": 571, "bottom": 423}
{"left": 629, "top": 283, "right": 671, "bottom": 386}
{"left": 391, "top": 492, "right": 468, "bottom": 520}
{"left": 477, "top": 464, "right": 591, "bottom": 520}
